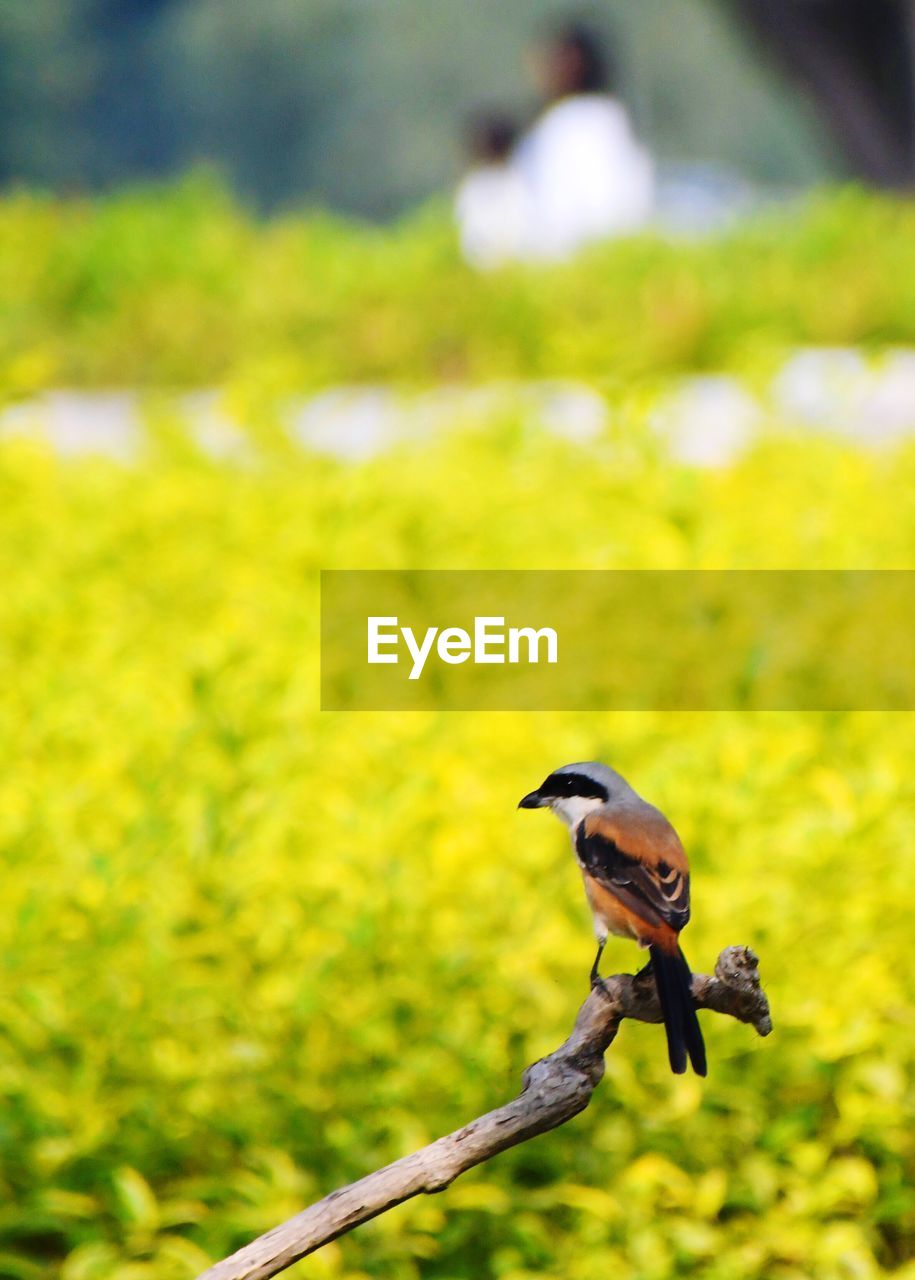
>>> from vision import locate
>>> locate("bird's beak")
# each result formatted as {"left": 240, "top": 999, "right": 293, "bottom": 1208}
{"left": 518, "top": 790, "right": 547, "bottom": 809}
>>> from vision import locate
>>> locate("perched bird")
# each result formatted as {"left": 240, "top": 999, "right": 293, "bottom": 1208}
{"left": 519, "top": 761, "right": 706, "bottom": 1076}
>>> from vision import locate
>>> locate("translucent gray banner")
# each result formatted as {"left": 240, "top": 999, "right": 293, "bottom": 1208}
{"left": 320, "top": 571, "right": 915, "bottom": 710}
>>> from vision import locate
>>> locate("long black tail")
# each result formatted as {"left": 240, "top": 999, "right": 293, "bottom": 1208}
{"left": 649, "top": 944, "right": 707, "bottom": 1077}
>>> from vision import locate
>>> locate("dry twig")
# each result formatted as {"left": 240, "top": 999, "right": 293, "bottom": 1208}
{"left": 198, "top": 945, "right": 771, "bottom": 1280}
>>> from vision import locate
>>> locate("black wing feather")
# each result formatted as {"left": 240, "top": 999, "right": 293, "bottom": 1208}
{"left": 576, "top": 824, "right": 691, "bottom": 931}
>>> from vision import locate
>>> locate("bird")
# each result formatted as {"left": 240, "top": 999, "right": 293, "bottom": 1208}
{"left": 519, "top": 761, "right": 707, "bottom": 1076}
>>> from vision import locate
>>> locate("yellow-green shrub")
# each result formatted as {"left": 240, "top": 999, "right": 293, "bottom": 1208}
{"left": 0, "top": 419, "right": 912, "bottom": 1279}
{"left": 1, "top": 180, "right": 915, "bottom": 394}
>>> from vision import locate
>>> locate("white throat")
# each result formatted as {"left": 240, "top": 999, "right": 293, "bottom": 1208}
{"left": 550, "top": 795, "right": 604, "bottom": 830}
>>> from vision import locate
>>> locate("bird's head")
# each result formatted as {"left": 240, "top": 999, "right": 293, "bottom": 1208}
{"left": 518, "top": 760, "right": 631, "bottom": 829}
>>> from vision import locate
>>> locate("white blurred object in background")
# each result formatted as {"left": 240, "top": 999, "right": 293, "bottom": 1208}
{"left": 455, "top": 163, "right": 534, "bottom": 270}
{"left": 516, "top": 94, "right": 654, "bottom": 259}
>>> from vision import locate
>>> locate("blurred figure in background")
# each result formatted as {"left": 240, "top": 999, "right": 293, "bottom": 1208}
{"left": 517, "top": 21, "right": 655, "bottom": 260}
{"left": 454, "top": 23, "right": 655, "bottom": 268}
{"left": 454, "top": 113, "right": 532, "bottom": 270}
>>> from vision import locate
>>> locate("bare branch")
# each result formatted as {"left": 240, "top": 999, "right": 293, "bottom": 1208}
{"left": 197, "top": 945, "right": 770, "bottom": 1280}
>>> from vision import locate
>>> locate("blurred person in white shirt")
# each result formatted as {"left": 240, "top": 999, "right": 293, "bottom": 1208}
{"left": 516, "top": 22, "right": 655, "bottom": 260}
{"left": 454, "top": 114, "right": 533, "bottom": 271}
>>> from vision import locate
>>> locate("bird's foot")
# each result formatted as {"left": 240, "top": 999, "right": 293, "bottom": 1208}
{"left": 589, "top": 940, "right": 606, "bottom": 990}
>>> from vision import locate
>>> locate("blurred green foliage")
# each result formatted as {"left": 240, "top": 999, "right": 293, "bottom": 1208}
{"left": 0, "top": 0, "right": 828, "bottom": 216}
{"left": 2, "top": 181, "right": 915, "bottom": 395}
{"left": 0, "top": 412, "right": 913, "bottom": 1278}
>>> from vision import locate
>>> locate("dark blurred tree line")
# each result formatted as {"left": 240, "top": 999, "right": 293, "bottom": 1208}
{"left": 0, "top": 0, "right": 911, "bottom": 217}
{"left": 734, "top": 0, "right": 915, "bottom": 188}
